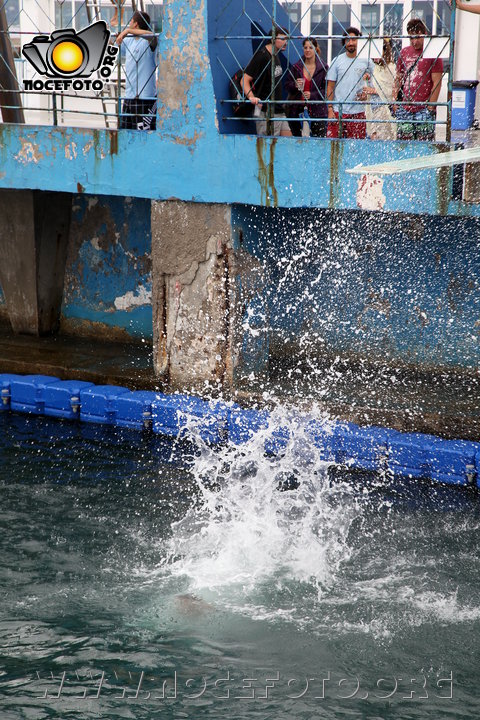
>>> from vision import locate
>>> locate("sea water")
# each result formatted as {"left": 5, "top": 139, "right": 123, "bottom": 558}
{"left": 1, "top": 411, "right": 480, "bottom": 719}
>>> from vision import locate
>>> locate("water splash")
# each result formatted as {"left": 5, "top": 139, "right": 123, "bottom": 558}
{"left": 162, "top": 409, "right": 362, "bottom": 603}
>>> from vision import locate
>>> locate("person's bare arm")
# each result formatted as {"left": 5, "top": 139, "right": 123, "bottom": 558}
{"left": 241, "top": 73, "right": 261, "bottom": 106}
{"left": 116, "top": 27, "right": 155, "bottom": 46}
{"left": 429, "top": 72, "right": 443, "bottom": 110}
{"left": 326, "top": 79, "right": 336, "bottom": 118}
{"left": 456, "top": 1, "right": 480, "bottom": 13}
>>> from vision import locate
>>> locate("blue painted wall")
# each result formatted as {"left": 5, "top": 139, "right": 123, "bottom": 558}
{"left": 232, "top": 205, "right": 480, "bottom": 369}
{"left": 0, "top": 123, "right": 473, "bottom": 216}
{"left": 61, "top": 195, "right": 152, "bottom": 340}
{"left": 0, "top": 0, "right": 475, "bottom": 217}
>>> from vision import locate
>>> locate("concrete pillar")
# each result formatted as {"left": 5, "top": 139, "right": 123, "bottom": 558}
{"left": 0, "top": 189, "right": 71, "bottom": 335}
{"left": 151, "top": 200, "right": 269, "bottom": 391}
{"left": 463, "top": 162, "right": 480, "bottom": 203}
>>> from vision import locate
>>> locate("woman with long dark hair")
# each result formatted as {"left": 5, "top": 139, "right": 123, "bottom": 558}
{"left": 285, "top": 37, "right": 328, "bottom": 137}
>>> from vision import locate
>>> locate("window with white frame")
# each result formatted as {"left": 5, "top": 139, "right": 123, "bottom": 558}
{"left": 411, "top": 1, "right": 433, "bottom": 32}
{"left": 436, "top": 0, "right": 451, "bottom": 36}
{"left": 5, "top": 0, "right": 20, "bottom": 30}
{"left": 281, "top": 1, "right": 303, "bottom": 27}
{"left": 310, "top": 2, "right": 351, "bottom": 64}
{"left": 361, "top": 2, "right": 381, "bottom": 36}
{"left": 54, "top": 1, "right": 162, "bottom": 31}
{"left": 310, "top": 3, "right": 329, "bottom": 61}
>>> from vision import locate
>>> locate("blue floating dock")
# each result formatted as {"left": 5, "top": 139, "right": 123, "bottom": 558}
{"left": 80, "top": 385, "right": 131, "bottom": 425}
{"left": 227, "top": 407, "right": 269, "bottom": 445}
{"left": 387, "top": 430, "right": 478, "bottom": 486}
{"left": 44, "top": 380, "right": 95, "bottom": 420}
{"left": 308, "top": 421, "right": 389, "bottom": 471}
{"left": 0, "top": 372, "right": 479, "bottom": 489}
{"left": 115, "top": 390, "right": 159, "bottom": 431}
{"left": 0, "top": 373, "right": 20, "bottom": 410}
{"left": 9, "top": 374, "right": 60, "bottom": 415}
{"left": 151, "top": 394, "right": 228, "bottom": 444}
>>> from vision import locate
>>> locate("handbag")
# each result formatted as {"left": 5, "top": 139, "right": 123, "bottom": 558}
{"left": 301, "top": 106, "right": 311, "bottom": 137}
{"left": 396, "top": 54, "right": 422, "bottom": 102}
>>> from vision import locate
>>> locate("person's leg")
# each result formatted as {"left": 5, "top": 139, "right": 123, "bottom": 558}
{"left": 137, "top": 99, "right": 156, "bottom": 130}
{"left": 288, "top": 118, "right": 302, "bottom": 136}
{"left": 147, "top": 101, "right": 157, "bottom": 131}
{"left": 347, "top": 113, "right": 367, "bottom": 139}
{"left": 255, "top": 112, "right": 268, "bottom": 136}
{"left": 327, "top": 112, "right": 339, "bottom": 138}
{"left": 310, "top": 120, "right": 327, "bottom": 137}
{"left": 131, "top": 98, "right": 143, "bottom": 129}
{"left": 110, "top": 0, "right": 125, "bottom": 27}
{"left": 336, "top": 113, "right": 351, "bottom": 139}
{"left": 119, "top": 99, "right": 135, "bottom": 129}
{"left": 395, "top": 107, "right": 414, "bottom": 141}
{"left": 415, "top": 109, "right": 435, "bottom": 141}
{"left": 278, "top": 114, "right": 292, "bottom": 137}
{"left": 256, "top": 113, "right": 291, "bottom": 137}
{"left": 397, "top": 123, "right": 414, "bottom": 140}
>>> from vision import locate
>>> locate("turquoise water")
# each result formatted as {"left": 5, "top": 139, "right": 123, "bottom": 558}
{"left": 1, "top": 412, "right": 480, "bottom": 719}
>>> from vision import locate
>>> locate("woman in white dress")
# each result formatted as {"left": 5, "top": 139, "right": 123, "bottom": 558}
{"left": 365, "top": 39, "right": 397, "bottom": 140}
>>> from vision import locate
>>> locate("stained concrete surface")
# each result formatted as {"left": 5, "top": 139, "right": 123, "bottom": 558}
{"left": 269, "top": 351, "right": 480, "bottom": 442}
{"left": 0, "top": 329, "right": 159, "bottom": 390}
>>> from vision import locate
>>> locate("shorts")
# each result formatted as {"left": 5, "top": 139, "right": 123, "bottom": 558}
{"left": 119, "top": 98, "right": 156, "bottom": 130}
{"left": 327, "top": 111, "right": 367, "bottom": 139}
{"left": 255, "top": 109, "right": 288, "bottom": 136}
{"left": 395, "top": 107, "right": 435, "bottom": 141}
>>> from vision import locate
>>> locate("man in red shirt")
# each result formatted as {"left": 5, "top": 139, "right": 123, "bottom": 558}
{"left": 393, "top": 18, "right": 443, "bottom": 141}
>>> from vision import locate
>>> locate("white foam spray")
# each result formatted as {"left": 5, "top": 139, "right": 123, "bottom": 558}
{"left": 162, "top": 408, "right": 362, "bottom": 608}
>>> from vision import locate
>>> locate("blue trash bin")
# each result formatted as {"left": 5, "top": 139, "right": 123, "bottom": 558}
{"left": 452, "top": 80, "right": 479, "bottom": 130}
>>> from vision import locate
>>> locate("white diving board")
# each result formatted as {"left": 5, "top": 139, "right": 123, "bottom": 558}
{"left": 346, "top": 145, "right": 480, "bottom": 176}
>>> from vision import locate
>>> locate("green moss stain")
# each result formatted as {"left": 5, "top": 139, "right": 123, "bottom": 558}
{"left": 329, "top": 140, "right": 344, "bottom": 209}
{"left": 435, "top": 145, "right": 452, "bottom": 216}
{"left": 109, "top": 130, "right": 118, "bottom": 156}
{"left": 437, "top": 165, "right": 451, "bottom": 216}
{"left": 256, "top": 138, "right": 278, "bottom": 207}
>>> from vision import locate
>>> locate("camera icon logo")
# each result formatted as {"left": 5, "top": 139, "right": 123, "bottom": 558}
{"left": 22, "top": 21, "right": 110, "bottom": 78}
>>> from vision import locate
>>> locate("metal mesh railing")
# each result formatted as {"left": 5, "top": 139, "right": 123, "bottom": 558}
{"left": 0, "top": 0, "right": 162, "bottom": 128}
{"left": 217, "top": 0, "right": 454, "bottom": 140}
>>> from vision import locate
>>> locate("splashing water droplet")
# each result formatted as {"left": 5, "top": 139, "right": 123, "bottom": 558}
{"left": 162, "top": 409, "right": 363, "bottom": 612}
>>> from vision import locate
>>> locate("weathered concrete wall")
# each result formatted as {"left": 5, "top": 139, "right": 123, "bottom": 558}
{"left": 1, "top": 187, "right": 476, "bottom": 387}
{"left": 61, "top": 194, "right": 152, "bottom": 341}
{"left": 0, "top": 189, "right": 71, "bottom": 335}
{"left": 0, "top": 117, "right": 467, "bottom": 217}
{"left": 0, "top": 284, "right": 9, "bottom": 325}
{"left": 233, "top": 205, "right": 480, "bottom": 371}
{"left": 151, "top": 201, "right": 232, "bottom": 389}
{"left": 151, "top": 200, "right": 270, "bottom": 390}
